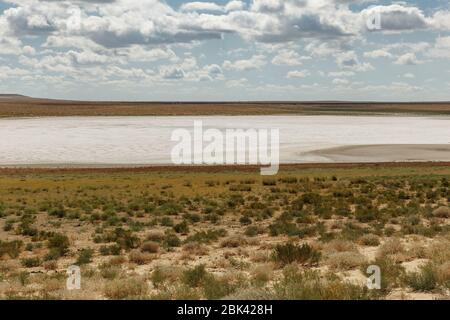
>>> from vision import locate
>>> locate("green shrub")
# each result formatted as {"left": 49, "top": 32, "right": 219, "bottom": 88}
{"left": 0, "top": 240, "right": 23, "bottom": 259}
{"left": 244, "top": 226, "right": 264, "bottom": 237}
{"left": 105, "top": 228, "right": 140, "bottom": 250}
{"left": 104, "top": 277, "right": 148, "bottom": 299}
{"left": 46, "top": 233, "right": 70, "bottom": 258}
{"left": 182, "top": 265, "right": 209, "bottom": 288}
{"left": 272, "top": 243, "right": 321, "bottom": 266}
{"left": 48, "top": 206, "right": 66, "bottom": 218}
{"left": 100, "top": 244, "right": 121, "bottom": 256}
{"left": 161, "top": 217, "right": 174, "bottom": 227}
{"left": 203, "top": 275, "right": 236, "bottom": 300}
{"left": 163, "top": 232, "right": 181, "bottom": 248}
{"left": 404, "top": 262, "right": 439, "bottom": 292}
{"left": 262, "top": 179, "right": 277, "bottom": 186}
{"left": 21, "top": 257, "right": 41, "bottom": 268}
{"left": 274, "top": 267, "right": 370, "bottom": 300}
{"left": 76, "top": 248, "right": 94, "bottom": 265}
{"left": 358, "top": 234, "right": 380, "bottom": 246}
{"left": 184, "top": 229, "right": 227, "bottom": 244}
{"left": 173, "top": 220, "right": 189, "bottom": 234}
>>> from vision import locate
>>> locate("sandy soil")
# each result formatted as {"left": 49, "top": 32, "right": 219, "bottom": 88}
{"left": 309, "top": 144, "right": 450, "bottom": 163}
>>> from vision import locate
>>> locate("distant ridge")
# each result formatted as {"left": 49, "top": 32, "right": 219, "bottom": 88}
{"left": 1, "top": 94, "right": 450, "bottom": 117}
{"left": 0, "top": 94, "right": 29, "bottom": 99}
{"left": 0, "top": 94, "right": 450, "bottom": 104}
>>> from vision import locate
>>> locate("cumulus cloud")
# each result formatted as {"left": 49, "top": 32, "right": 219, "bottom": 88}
{"left": 361, "top": 5, "right": 430, "bottom": 32}
{"left": 364, "top": 49, "right": 392, "bottom": 59}
{"left": 223, "top": 55, "right": 266, "bottom": 71}
{"left": 286, "top": 70, "right": 310, "bottom": 78}
{"left": 0, "top": 0, "right": 449, "bottom": 99}
{"left": 336, "top": 51, "right": 373, "bottom": 72}
{"left": 395, "top": 53, "right": 422, "bottom": 65}
{"left": 426, "top": 37, "right": 450, "bottom": 59}
{"left": 180, "top": 2, "right": 225, "bottom": 12}
{"left": 272, "top": 49, "right": 307, "bottom": 66}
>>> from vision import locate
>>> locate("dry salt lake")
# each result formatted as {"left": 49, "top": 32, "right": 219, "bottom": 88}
{"left": 0, "top": 115, "right": 449, "bottom": 166}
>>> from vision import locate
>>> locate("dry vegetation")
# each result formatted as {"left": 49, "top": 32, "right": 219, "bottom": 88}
{"left": 0, "top": 165, "right": 449, "bottom": 300}
{"left": 1, "top": 96, "right": 450, "bottom": 117}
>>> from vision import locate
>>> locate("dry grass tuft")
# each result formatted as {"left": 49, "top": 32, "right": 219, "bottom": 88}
{"left": 128, "top": 250, "right": 154, "bottom": 265}
{"left": 103, "top": 277, "right": 148, "bottom": 299}
{"left": 141, "top": 241, "right": 160, "bottom": 253}
{"left": 326, "top": 252, "right": 367, "bottom": 270}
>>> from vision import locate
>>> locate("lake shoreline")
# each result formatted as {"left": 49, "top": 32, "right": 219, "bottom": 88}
{"left": 1, "top": 161, "right": 450, "bottom": 174}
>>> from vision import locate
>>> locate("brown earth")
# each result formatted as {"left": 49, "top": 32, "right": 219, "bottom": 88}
{"left": 1, "top": 95, "right": 450, "bottom": 117}
{"left": 0, "top": 162, "right": 449, "bottom": 175}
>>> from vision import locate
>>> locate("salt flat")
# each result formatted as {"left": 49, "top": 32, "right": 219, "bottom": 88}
{"left": 0, "top": 115, "right": 449, "bottom": 166}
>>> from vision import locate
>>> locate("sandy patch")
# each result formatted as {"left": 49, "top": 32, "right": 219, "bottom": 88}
{"left": 308, "top": 144, "right": 450, "bottom": 162}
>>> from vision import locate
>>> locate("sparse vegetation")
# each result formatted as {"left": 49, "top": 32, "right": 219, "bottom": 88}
{"left": 0, "top": 165, "right": 449, "bottom": 300}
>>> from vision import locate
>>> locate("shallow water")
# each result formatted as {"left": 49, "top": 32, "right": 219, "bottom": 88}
{"left": 0, "top": 115, "right": 449, "bottom": 165}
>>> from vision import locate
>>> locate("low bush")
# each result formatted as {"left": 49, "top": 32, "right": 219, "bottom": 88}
{"left": 203, "top": 275, "right": 237, "bottom": 300}
{"left": 432, "top": 206, "right": 450, "bottom": 218}
{"left": 129, "top": 250, "right": 153, "bottom": 265}
{"left": 76, "top": 248, "right": 94, "bottom": 265}
{"left": 272, "top": 243, "right": 321, "bottom": 266}
{"left": 46, "top": 234, "right": 70, "bottom": 259}
{"left": 141, "top": 241, "right": 160, "bottom": 253}
{"left": 21, "top": 257, "right": 41, "bottom": 268}
{"left": 184, "top": 229, "right": 227, "bottom": 244}
{"left": 274, "top": 266, "right": 370, "bottom": 300}
{"left": 326, "top": 252, "right": 367, "bottom": 271}
{"left": 99, "top": 244, "right": 121, "bottom": 256}
{"left": 163, "top": 232, "right": 181, "bottom": 248}
{"left": 173, "top": 220, "right": 189, "bottom": 234}
{"left": 0, "top": 240, "right": 23, "bottom": 259}
{"left": 182, "top": 264, "right": 209, "bottom": 288}
{"left": 404, "top": 262, "right": 439, "bottom": 292}
{"left": 358, "top": 234, "right": 380, "bottom": 246}
{"left": 104, "top": 277, "right": 148, "bottom": 299}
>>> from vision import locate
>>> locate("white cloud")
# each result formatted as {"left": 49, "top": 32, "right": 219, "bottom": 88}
{"left": 225, "top": 1, "right": 245, "bottom": 12}
{"left": 226, "top": 78, "right": 248, "bottom": 87}
{"left": 0, "top": 0, "right": 449, "bottom": 100}
{"left": 180, "top": 2, "right": 224, "bottom": 12}
{"left": 364, "top": 49, "right": 392, "bottom": 59}
{"left": 336, "top": 51, "right": 374, "bottom": 72}
{"left": 327, "top": 71, "right": 355, "bottom": 78}
{"left": 332, "top": 78, "right": 349, "bottom": 86}
{"left": 395, "top": 53, "right": 422, "bottom": 65}
{"left": 361, "top": 5, "right": 430, "bottom": 32}
{"left": 223, "top": 55, "right": 266, "bottom": 71}
{"left": 272, "top": 50, "right": 307, "bottom": 66}
{"left": 286, "top": 70, "right": 310, "bottom": 78}
{"left": 426, "top": 37, "right": 450, "bottom": 59}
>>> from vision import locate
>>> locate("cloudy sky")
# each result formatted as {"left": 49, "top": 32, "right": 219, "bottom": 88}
{"left": 0, "top": 0, "right": 450, "bottom": 101}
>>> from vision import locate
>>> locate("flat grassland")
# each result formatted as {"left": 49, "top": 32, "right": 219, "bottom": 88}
{"left": 0, "top": 164, "right": 449, "bottom": 300}
{"left": 1, "top": 96, "right": 450, "bottom": 116}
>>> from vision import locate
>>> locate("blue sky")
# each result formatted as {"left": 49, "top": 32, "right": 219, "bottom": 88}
{"left": 1, "top": 0, "right": 450, "bottom": 101}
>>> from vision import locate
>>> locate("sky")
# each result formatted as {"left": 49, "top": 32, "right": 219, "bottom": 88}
{"left": 0, "top": 0, "right": 450, "bottom": 101}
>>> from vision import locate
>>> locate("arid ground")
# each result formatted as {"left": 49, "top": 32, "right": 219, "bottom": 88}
{"left": 0, "top": 164, "right": 449, "bottom": 300}
{"left": 1, "top": 95, "right": 450, "bottom": 117}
